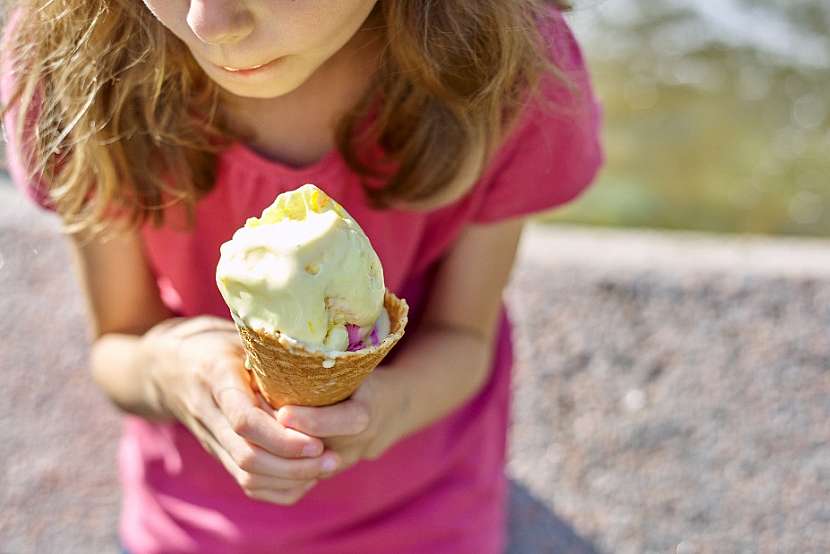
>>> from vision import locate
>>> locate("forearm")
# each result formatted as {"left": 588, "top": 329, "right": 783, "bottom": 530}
{"left": 90, "top": 331, "right": 175, "bottom": 422}
{"left": 378, "top": 324, "right": 494, "bottom": 441}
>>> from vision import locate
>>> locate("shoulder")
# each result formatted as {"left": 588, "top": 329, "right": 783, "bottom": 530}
{"left": 506, "top": 7, "right": 599, "bottom": 159}
{"left": 471, "top": 8, "right": 604, "bottom": 224}
{"left": 538, "top": 7, "right": 590, "bottom": 74}
{"left": 404, "top": 8, "right": 598, "bottom": 216}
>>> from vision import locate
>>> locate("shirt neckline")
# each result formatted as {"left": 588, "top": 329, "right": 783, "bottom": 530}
{"left": 225, "top": 140, "right": 341, "bottom": 177}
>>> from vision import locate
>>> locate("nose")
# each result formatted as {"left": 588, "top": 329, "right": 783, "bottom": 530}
{"left": 187, "top": 1, "right": 255, "bottom": 45}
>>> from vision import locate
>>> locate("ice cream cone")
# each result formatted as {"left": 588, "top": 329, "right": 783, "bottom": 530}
{"left": 236, "top": 290, "right": 409, "bottom": 408}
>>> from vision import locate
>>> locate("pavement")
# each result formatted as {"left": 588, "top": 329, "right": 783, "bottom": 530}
{"left": 1, "top": 177, "right": 828, "bottom": 553}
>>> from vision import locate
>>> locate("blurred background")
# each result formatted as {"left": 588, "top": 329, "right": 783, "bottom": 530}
{"left": 1, "top": 1, "right": 829, "bottom": 553}
{"left": 554, "top": 0, "right": 830, "bottom": 237}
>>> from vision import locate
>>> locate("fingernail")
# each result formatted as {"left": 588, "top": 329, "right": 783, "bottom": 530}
{"left": 303, "top": 443, "right": 321, "bottom": 457}
{"left": 322, "top": 455, "right": 338, "bottom": 473}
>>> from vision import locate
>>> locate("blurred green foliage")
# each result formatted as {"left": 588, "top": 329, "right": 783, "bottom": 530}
{"left": 543, "top": 0, "right": 830, "bottom": 237}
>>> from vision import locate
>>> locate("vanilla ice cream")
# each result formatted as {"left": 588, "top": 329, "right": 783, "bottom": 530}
{"left": 216, "top": 184, "right": 389, "bottom": 352}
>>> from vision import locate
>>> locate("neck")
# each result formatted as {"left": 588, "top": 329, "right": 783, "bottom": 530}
{"left": 218, "top": 26, "right": 382, "bottom": 168}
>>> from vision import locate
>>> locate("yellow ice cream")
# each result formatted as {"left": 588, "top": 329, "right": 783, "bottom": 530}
{"left": 216, "top": 184, "right": 385, "bottom": 352}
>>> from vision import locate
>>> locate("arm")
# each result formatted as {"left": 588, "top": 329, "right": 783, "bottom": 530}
{"left": 277, "top": 217, "right": 526, "bottom": 465}
{"left": 69, "top": 227, "right": 176, "bottom": 420}
{"left": 378, "top": 216, "right": 525, "bottom": 438}
{"left": 68, "top": 226, "right": 339, "bottom": 504}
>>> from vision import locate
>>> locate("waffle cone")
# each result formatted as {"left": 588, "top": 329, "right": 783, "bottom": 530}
{"left": 235, "top": 291, "right": 408, "bottom": 408}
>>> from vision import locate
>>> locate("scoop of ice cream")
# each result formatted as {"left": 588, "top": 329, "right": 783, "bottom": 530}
{"left": 216, "top": 184, "right": 385, "bottom": 352}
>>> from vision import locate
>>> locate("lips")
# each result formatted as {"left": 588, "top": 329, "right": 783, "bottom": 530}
{"left": 221, "top": 61, "right": 268, "bottom": 72}
{"left": 216, "top": 57, "right": 281, "bottom": 73}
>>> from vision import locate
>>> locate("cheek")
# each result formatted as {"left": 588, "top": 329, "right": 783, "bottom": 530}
{"left": 141, "top": 0, "right": 173, "bottom": 23}
{"left": 280, "top": 0, "right": 378, "bottom": 53}
{"left": 141, "top": 1, "right": 191, "bottom": 40}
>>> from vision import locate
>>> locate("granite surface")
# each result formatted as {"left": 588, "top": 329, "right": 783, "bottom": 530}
{"left": 1, "top": 180, "right": 828, "bottom": 553}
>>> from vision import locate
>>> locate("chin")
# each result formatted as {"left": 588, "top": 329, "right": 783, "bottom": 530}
{"left": 215, "top": 79, "right": 302, "bottom": 99}
{"left": 200, "top": 58, "right": 318, "bottom": 100}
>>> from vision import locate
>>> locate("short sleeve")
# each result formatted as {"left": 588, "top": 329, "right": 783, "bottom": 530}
{"left": 1, "top": 8, "right": 55, "bottom": 212}
{"left": 472, "top": 9, "right": 604, "bottom": 224}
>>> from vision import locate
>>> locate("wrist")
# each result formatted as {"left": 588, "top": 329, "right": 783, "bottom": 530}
{"left": 88, "top": 332, "right": 175, "bottom": 421}
{"left": 137, "top": 326, "right": 182, "bottom": 421}
{"left": 368, "top": 327, "right": 493, "bottom": 439}
{"left": 370, "top": 367, "right": 415, "bottom": 446}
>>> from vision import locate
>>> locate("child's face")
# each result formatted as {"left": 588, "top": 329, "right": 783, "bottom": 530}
{"left": 142, "top": 0, "right": 380, "bottom": 99}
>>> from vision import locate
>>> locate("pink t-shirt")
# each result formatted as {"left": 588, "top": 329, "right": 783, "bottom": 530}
{"left": 3, "top": 9, "right": 602, "bottom": 553}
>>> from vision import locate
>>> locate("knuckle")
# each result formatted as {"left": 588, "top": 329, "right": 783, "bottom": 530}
{"left": 181, "top": 395, "right": 201, "bottom": 418}
{"left": 184, "top": 390, "right": 212, "bottom": 414}
{"left": 295, "top": 415, "right": 316, "bottom": 434}
{"left": 193, "top": 431, "right": 216, "bottom": 456}
{"left": 199, "top": 360, "right": 220, "bottom": 381}
{"left": 230, "top": 410, "right": 253, "bottom": 436}
{"left": 273, "top": 495, "right": 296, "bottom": 506}
{"left": 353, "top": 407, "right": 371, "bottom": 433}
{"left": 244, "top": 488, "right": 279, "bottom": 504}
{"left": 284, "top": 439, "right": 306, "bottom": 458}
{"left": 236, "top": 471, "right": 257, "bottom": 490}
{"left": 283, "top": 488, "right": 306, "bottom": 505}
{"left": 290, "top": 462, "right": 320, "bottom": 481}
{"left": 212, "top": 357, "right": 239, "bottom": 374}
{"left": 232, "top": 446, "right": 258, "bottom": 472}
{"left": 193, "top": 367, "right": 212, "bottom": 388}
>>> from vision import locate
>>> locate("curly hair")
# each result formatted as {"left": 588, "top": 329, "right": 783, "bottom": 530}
{"left": 1, "top": 0, "right": 572, "bottom": 237}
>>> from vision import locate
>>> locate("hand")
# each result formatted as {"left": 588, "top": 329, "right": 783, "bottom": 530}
{"left": 276, "top": 370, "right": 404, "bottom": 476}
{"left": 141, "top": 316, "right": 341, "bottom": 505}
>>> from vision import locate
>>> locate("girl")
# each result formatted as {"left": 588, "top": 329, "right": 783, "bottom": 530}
{"left": 2, "top": 1, "right": 602, "bottom": 552}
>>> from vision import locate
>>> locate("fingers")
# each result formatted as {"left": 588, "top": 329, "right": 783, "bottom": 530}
{"left": 192, "top": 415, "right": 323, "bottom": 505}
{"left": 277, "top": 399, "right": 371, "bottom": 438}
{"left": 244, "top": 481, "right": 318, "bottom": 505}
{"left": 194, "top": 393, "right": 341, "bottom": 481}
{"left": 208, "top": 359, "right": 324, "bottom": 458}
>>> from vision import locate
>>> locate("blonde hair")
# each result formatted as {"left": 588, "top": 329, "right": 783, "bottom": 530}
{"left": 1, "top": 0, "right": 571, "bottom": 237}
